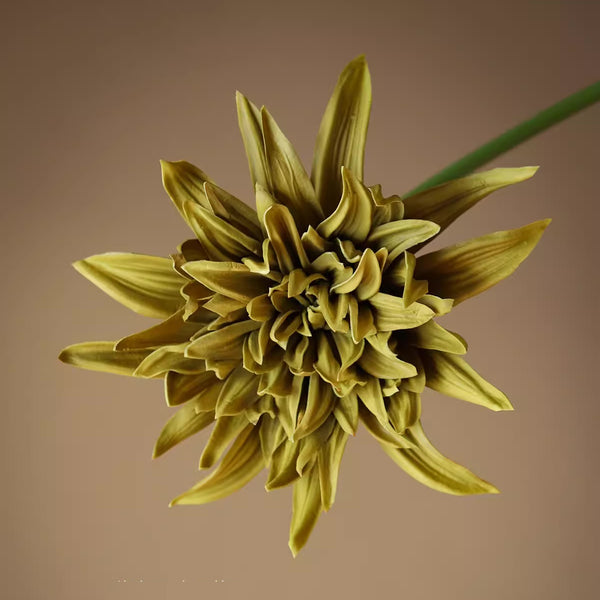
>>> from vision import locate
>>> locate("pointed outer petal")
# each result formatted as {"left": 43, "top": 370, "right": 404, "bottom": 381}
{"left": 288, "top": 269, "right": 327, "bottom": 298}
{"left": 333, "top": 391, "right": 359, "bottom": 435}
{"left": 394, "top": 346, "right": 426, "bottom": 394}
{"left": 331, "top": 332, "right": 364, "bottom": 379}
{"left": 311, "top": 55, "right": 371, "bottom": 217}
{"left": 185, "top": 320, "right": 260, "bottom": 360}
{"left": 385, "top": 252, "right": 429, "bottom": 307}
{"left": 153, "top": 408, "right": 215, "bottom": 459}
{"left": 165, "top": 371, "right": 221, "bottom": 408}
{"left": 203, "top": 180, "right": 262, "bottom": 238}
{"left": 380, "top": 420, "right": 499, "bottom": 495}
{"left": 422, "top": 350, "right": 513, "bottom": 411}
{"left": 297, "top": 417, "right": 336, "bottom": 476}
{"left": 73, "top": 253, "right": 185, "bottom": 319}
{"left": 198, "top": 414, "right": 250, "bottom": 469}
{"left": 59, "top": 342, "right": 152, "bottom": 377}
{"left": 114, "top": 310, "right": 200, "bottom": 352}
{"left": 236, "top": 92, "right": 271, "bottom": 191}
{"left": 415, "top": 220, "right": 551, "bottom": 305}
{"left": 359, "top": 405, "right": 415, "bottom": 449}
{"left": 387, "top": 390, "right": 422, "bottom": 433}
{"left": 202, "top": 294, "right": 245, "bottom": 318}
{"left": 367, "top": 220, "right": 441, "bottom": 262}
{"left": 182, "top": 261, "right": 270, "bottom": 304}
{"left": 355, "top": 372, "right": 388, "bottom": 422}
{"left": 319, "top": 424, "right": 349, "bottom": 511}
{"left": 261, "top": 107, "right": 323, "bottom": 228}
{"left": 369, "top": 292, "right": 435, "bottom": 331}
{"left": 295, "top": 374, "right": 336, "bottom": 440}
{"left": 331, "top": 248, "right": 382, "bottom": 300}
{"left": 418, "top": 294, "right": 454, "bottom": 316}
{"left": 263, "top": 204, "right": 310, "bottom": 274}
{"left": 289, "top": 462, "right": 323, "bottom": 556}
{"left": 242, "top": 238, "right": 281, "bottom": 278}
{"left": 270, "top": 311, "right": 302, "bottom": 349}
{"left": 245, "top": 394, "right": 277, "bottom": 425}
{"left": 407, "top": 320, "right": 467, "bottom": 354}
{"left": 133, "top": 343, "right": 204, "bottom": 377}
{"left": 402, "top": 167, "right": 539, "bottom": 241}
{"left": 347, "top": 296, "right": 377, "bottom": 343}
{"left": 316, "top": 167, "right": 372, "bottom": 242}
{"left": 247, "top": 294, "right": 276, "bottom": 322}
{"left": 183, "top": 202, "right": 262, "bottom": 260}
{"left": 274, "top": 377, "right": 303, "bottom": 440}
{"left": 170, "top": 424, "right": 264, "bottom": 506}
{"left": 258, "top": 362, "right": 295, "bottom": 398}
{"left": 301, "top": 226, "right": 333, "bottom": 259}
{"left": 312, "top": 332, "right": 341, "bottom": 390}
{"left": 265, "top": 439, "right": 302, "bottom": 490}
{"left": 214, "top": 366, "right": 259, "bottom": 417}
{"left": 360, "top": 335, "right": 418, "bottom": 380}
{"left": 259, "top": 416, "right": 287, "bottom": 464}
{"left": 160, "top": 160, "right": 213, "bottom": 224}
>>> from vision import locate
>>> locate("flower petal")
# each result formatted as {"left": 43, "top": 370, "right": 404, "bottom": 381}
{"left": 367, "top": 220, "right": 440, "bottom": 262}
{"left": 421, "top": 350, "right": 513, "bottom": 411}
{"left": 316, "top": 167, "right": 372, "bottom": 242}
{"left": 318, "top": 425, "right": 349, "bottom": 510}
{"left": 403, "top": 167, "right": 538, "bottom": 243}
{"left": 380, "top": 421, "right": 499, "bottom": 495}
{"left": 58, "top": 341, "right": 152, "bottom": 376}
{"left": 185, "top": 320, "right": 261, "bottom": 360}
{"left": 331, "top": 248, "right": 381, "bottom": 300}
{"left": 199, "top": 414, "right": 251, "bottom": 469}
{"left": 134, "top": 343, "right": 205, "bottom": 377}
{"left": 333, "top": 392, "right": 359, "bottom": 435}
{"left": 415, "top": 219, "right": 551, "bottom": 304}
{"left": 359, "top": 405, "right": 415, "bottom": 449}
{"left": 360, "top": 334, "right": 418, "bottom": 380}
{"left": 153, "top": 407, "right": 215, "bottom": 458}
{"left": 295, "top": 374, "right": 336, "bottom": 440}
{"left": 369, "top": 293, "right": 435, "bottom": 331}
{"left": 214, "top": 366, "right": 259, "bottom": 417}
{"left": 385, "top": 252, "right": 429, "bottom": 307}
{"left": 73, "top": 253, "right": 185, "bottom": 319}
{"left": 289, "top": 462, "right": 323, "bottom": 557}
{"left": 312, "top": 55, "right": 371, "bottom": 216}
{"left": 170, "top": 425, "right": 264, "bottom": 505}
{"left": 164, "top": 371, "right": 220, "bottom": 407}
{"left": 387, "top": 390, "right": 421, "bottom": 432}
{"left": 263, "top": 204, "right": 310, "bottom": 274}
{"left": 407, "top": 320, "right": 468, "bottom": 354}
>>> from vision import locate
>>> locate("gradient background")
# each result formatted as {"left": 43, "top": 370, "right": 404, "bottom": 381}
{"left": 3, "top": 0, "right": 599, "bottom": 598}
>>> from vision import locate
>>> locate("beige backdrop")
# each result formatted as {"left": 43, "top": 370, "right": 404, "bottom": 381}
{"left": 3, "top": 0, "right": 599, "bottom": 598}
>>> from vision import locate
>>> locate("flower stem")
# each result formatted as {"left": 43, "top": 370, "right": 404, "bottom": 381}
{"left": 405, "top": 80, "right": 600, "bottom": 197}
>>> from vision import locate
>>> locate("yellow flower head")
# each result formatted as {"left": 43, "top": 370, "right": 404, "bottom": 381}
{"left": 59, "top": 56, "right": 550, "bottom": 555}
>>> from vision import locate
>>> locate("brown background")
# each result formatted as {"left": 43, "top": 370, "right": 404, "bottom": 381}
{"left": 2, "top": 0, "right": 599, "bottom": 598}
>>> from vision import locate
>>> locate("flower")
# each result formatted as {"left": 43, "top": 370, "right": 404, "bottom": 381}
{"left": 59, "top": 56, "right": 550, "bottom": 555}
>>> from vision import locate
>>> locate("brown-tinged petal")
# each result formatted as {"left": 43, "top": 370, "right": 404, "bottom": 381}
{"left": 59, "top": 342, "right": 152, "bottom": 376}
{"left": 312, "top": 55, "right": 371, "bottom": 217}
{"left": 421, "top": 350, "right": 513, "bottom": 411}
{"left": 415, "top": 219, "right": 551, "bottom": 305}
{"left": 73, "top": 253, "right": 185, "bottom": 319}
{"left": 380, "top": 421, "right": 499, "bottom": 495}
{"left": 153, "top": 407, "right": 215, "bottom": 459}
{"left": 170, "top": 424, "right": 264, "bottom": 505}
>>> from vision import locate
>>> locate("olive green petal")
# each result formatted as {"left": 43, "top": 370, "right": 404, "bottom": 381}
{"left": 356, "top": 377, "right": 388, "bottom": 426}
{"left": 407, "top": 320, "right": 468, "bottom": 355}
{"left": 385, "top": 252, "right": 429, "bottom": 307}
{"left": 215, "top": 366, "right": 259, "bottom": 417}
{"left": 421, "top": 350, "right": 513, "bottom": 411}
{"left": 415, "top": 219, "right": 551, "bottom": 305}
{"left": 164, "top": 371, "right": 220, "bottom": 407}
{"left": 296, "top": 417, "right": 335, "bottom": 476}
{"left": 387, "top": 390, "right": 421, "bottom": 433}
{"left": 316, "top": 167, "right": 372, "bottom": 242}
{"left": 318, "top": 425, "right": 349, "bottom": 511}
{"left": 289, "top": 463, "right": 323, "bottom": 557}
{"left": 417, "top": 294, "right": 454, "bottom": 316}
{"left": 333, "top": 392, "right": 359, "bottom": 435}
{"left": 295, "top": 374, "right": 336, "bottom": 440}
{"left": 259, "top": 416, "right": 287, "bottom": 464}
{"left": 360, "top": 335, "right": 417, "bottom": 380}
{"left": 369, "top": 293, "right": 435, "bottom": 331}
{"left": 261, "top": 107, "right": 322, "bottom": 229}
{"left": 134, "top": 343, "right": 205, "bottom": 377}
{"left": 263, "top": 204, "right": 310, "bottom": 274}
{"left": 236, "top": 91, "right": 271, "bottom": 191}
{"left": 380, "top": 421, "right": 499, "bottom": 495}
{"left": 331, "top": 248, "right": 381, "bottom": 301}
{"left": 312, "top": 55, "right": 371, "bottom": 217}
{"left": 199, "top": 414, "right": 250, "bottom": 469}
{"left": 59, "top": 342, "right": 152, "bottom": 376}
{"left": 115, "top": 309, "right": 201, "bottom": 351}
{"left": 170, "top": 424, "right": 264, "bottom": 506}
{"left": 245, "top": 394, "right": 277, "bottom": 425}
{"left": 153, "top": 407, "right": 215, "bottom": 459}
{"left": 185, "top": 320, "right": 260, "bottom": 360}
{"left": 183, "top": 260, "right": 270, "bottom": 304}
{"left": 265, "top": 438, "right": 302, "bottom": 490}
{"left": 160, "top": 160, "right": 213, "bottom": 227}
{"left": 359, "top": 405, "right": 415, "bottom": 449}
{"left": 347, "top": 296, "right": 377, "bottom": 343}
{"left": 73, "top": 253, "right": 185, "bottom": 319}
{"left": 203, "top": 293, "right": 246, "bottom": 318}
{"left": 403, "top": 167, "right": 538, "bottom": 242}
{"left": 367, "top": 220, "right": 440, "bottom": 262}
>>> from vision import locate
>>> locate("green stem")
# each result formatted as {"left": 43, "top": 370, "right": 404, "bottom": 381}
{"left": 405, "top": 80, "right": 600, "bottom": 197}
